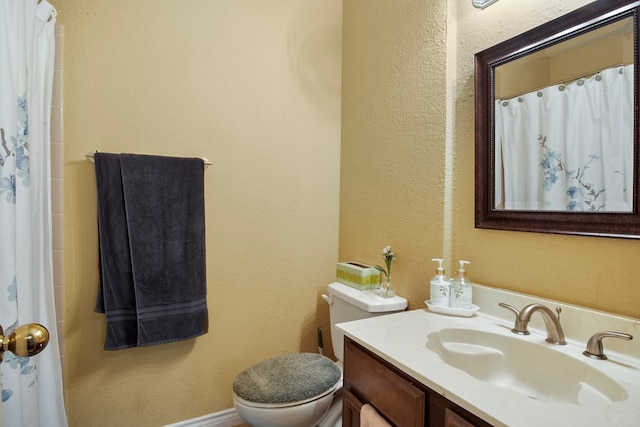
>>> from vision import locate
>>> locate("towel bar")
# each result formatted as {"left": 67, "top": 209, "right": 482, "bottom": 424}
{"left": 85, "top": 151, "right": 212, "bottom": 167}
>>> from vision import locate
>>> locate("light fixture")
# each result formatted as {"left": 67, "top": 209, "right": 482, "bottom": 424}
{"left": 472, "top": 0, "right": 500, "bottom": 9}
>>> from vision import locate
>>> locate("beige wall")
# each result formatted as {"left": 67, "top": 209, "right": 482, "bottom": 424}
{"left": 56, "top": 0, "right": 640, "bottom": 425}
{"left": 56, "top": 0, "right": 342, "bottom": 425}
{"left": 497, "top": 22, "right": 633, "bottom": 99}
{"left": 341, "top": 0, "right": 640, "bottom": 324}
{"left": 340, "top": 0, "right": 449, "bottom": 309}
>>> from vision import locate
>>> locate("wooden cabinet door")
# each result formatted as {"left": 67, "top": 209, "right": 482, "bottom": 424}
{"left": 429, "top": 385, "right": 491, "bottom": 427}
{"left": 342, "top": 389, "right": 362, "bottom": 427}
{"left": 344, "top": 338, "right": 425, "bottom": 427}
{"left": 445, "top": 408, "right": 476, "bottom": 427}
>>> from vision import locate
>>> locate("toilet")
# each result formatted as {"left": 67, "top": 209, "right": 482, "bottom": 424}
{"left": 232, "top": 282, "right": 407, "bottom": 427}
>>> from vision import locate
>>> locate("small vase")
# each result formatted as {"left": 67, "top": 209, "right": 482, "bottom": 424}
{"left": 379, "top": 274, "right": 396, "bottom": 298}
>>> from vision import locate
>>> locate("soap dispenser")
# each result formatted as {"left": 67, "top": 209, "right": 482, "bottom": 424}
{"left": 429, "top": 258, "right": 450, "bottom": 307}
{"left": 450, "top": 260, "right": 472, "bottom": 309}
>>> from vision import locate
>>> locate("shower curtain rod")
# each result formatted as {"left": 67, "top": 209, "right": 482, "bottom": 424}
{"left": 499, "top": 62, "right": 630, "bottom": 101}
{"left": 85, "top": 151, "right": 212, "bottom": 167}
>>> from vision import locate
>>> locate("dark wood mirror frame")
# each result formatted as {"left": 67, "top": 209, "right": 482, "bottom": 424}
{"left": 475, "top": 0, "right": 640, "bottom": 239}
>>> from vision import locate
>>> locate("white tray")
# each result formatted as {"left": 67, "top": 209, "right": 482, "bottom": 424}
{"left": 425, "top": 300, "right": 479, "bottom": 317}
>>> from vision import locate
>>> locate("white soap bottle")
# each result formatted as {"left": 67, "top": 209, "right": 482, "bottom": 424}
{"left": 429, "top": 258, "right": 450, "bottom": 307}
{"left": 450, "top": 260, "right": 472, "bottom": 309}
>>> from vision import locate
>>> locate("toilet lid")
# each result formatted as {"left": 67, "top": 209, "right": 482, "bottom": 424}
{"left": 233, "top": 353, "right": 341, "bottom": 405}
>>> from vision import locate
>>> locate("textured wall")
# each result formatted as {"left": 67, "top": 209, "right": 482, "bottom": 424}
{"left": 340, "top": 0, "right": 449, "bottom": 309}
{"left": 56, "top": 0, "right": 640, "bottom": 424}
{"left": 341, "top": 0, "right": 640, "bottom": 320}
{"left": 56, "top": 0, "right": 342, "bottom": 425}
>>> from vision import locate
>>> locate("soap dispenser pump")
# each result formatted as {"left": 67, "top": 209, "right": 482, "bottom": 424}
{"left": 429, "top": 258, "right": 450, "bottom": 307}
{"left": 450, "top": 260, "right": 472, "bottom": 309}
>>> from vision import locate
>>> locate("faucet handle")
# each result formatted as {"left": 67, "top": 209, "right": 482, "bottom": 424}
{"left": 583, "top": 331, "right": 633, "bottom": 360}
{"left": 498, "top": 302, "right": 519, "bottom": 316}
{"left": 498, "top": 303, "right": 529, "bottom": 335}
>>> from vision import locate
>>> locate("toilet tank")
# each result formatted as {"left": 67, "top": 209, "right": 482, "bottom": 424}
{"left": 324, "top": 282, "right": 407, "bottom": 362}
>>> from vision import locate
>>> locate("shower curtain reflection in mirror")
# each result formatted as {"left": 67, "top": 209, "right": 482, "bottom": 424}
{"left": 494, "top": 64, "right": 634, "bottom": 212}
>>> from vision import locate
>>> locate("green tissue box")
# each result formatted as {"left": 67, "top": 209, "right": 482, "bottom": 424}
{"left": 336, "top": 262, "right": 381, "bottom": 290}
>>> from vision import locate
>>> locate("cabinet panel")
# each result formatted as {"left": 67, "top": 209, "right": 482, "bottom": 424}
{"left": 429, "top": 385, "right": 491, "bottom": 427}
{"left": 344, "top": 338, "right": 425, "bottom": 426}
{"left": 342, "top": 389, "right": 362, "bottom": 427}
{"left": 445, "top": 408, "right": 476, "bottom": 427}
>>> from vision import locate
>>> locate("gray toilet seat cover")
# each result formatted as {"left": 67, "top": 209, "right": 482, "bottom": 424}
{"left": 233, "top": 353, "right": 341, "bottom": 404}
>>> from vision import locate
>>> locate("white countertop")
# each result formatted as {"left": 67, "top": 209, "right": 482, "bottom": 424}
{"left": 336, "top": 305, "right": 640, "bottom": 426}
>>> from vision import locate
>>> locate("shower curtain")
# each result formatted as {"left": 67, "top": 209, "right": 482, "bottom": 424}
{"left": 495, "top": 64, "right": 634, "bottom": 211}
{"left": 0, "top": 1, "right": 67, "bottom": 426}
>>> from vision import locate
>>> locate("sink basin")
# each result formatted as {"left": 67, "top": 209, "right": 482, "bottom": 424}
{"left": 427, "top": 328, "right": 627, "bottom": 407}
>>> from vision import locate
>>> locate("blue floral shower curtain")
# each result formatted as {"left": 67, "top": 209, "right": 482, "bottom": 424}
{"left": 495, "top": 64, "right": 634, "bottom": 212}
{"left": 0, "top": 1, "right": 67, "bottom": 426}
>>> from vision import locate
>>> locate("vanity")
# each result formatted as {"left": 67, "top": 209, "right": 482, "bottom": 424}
{"left": 337, "top": 284, "right": 640, "bottom": 426}
{"left": 342, "top": 336, "right": 491, "bottom": 427}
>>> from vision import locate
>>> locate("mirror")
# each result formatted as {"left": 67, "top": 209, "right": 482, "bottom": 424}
{"left": 475, "top": 0, "right": 640, "bottom": 238}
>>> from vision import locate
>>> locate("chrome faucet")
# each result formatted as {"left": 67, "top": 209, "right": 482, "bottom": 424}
{"left": 499, "top": 302, "right": 567, "bottom": 345}
{"left": 583, "top": 331, "right": 633, "bottom": 360}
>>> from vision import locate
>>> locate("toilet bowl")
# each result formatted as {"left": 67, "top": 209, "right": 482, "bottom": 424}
{"left": 233, "top": 352, "right": 342, "bottom": 427}
{"left": 233, "top": 282, "right": 407, "bottom": 427}
{"left": 233, "top": 380, "right": 340, "bottom": 427}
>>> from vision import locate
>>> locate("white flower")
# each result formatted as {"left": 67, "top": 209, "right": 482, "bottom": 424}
{"left": 375, "top": 245, "right": 396, "bottom": 279}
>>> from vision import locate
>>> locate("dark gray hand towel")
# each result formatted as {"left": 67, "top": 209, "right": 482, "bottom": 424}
{"left": 95, "top": 153, "right": 208, "bottom": 350}
{"left": 95, "top": 153, "right": 138, "bottom": 349}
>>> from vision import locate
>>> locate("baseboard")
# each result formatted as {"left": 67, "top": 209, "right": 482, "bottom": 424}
{"left": 164, "top": 408, "right": 244, "bottom": 427}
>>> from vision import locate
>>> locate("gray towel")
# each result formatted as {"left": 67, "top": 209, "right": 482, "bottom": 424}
{"left": 95, "top": 153, "right": 208, "bottom": 350}
{"left": 95, "top": 153, "right": 138, "bottom": 349}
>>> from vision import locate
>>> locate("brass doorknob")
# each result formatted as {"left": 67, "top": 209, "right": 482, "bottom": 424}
{"left": 0, "top": 323, "right": 49, "bottom": 361}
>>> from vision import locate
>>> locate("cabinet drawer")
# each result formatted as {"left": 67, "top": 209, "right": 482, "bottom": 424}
{"left": 344, "top": 338, "right": 425, "bottom": 427}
